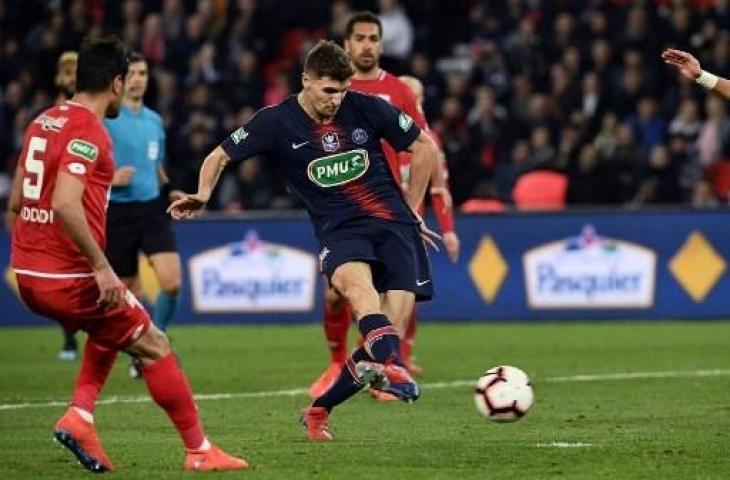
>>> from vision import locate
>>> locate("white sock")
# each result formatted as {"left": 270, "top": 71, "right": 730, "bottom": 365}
{"left": 196, "top": 437, "right": 212, "bottom": 451}
{"left": 72, "top": 406, "right": 94, "bottom": 424}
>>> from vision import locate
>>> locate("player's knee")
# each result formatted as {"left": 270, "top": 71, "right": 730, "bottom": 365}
{"left": 341, "top": 284, "right": 379, "bottom": 317}
{"left": 129, "top": 326, "right": 172, "bottom": 364}
{"left": 160, "top": 276, "right": 181, "bottom": 297}
{"left": 324, "top": 286, "right": 346, "bottom": 311}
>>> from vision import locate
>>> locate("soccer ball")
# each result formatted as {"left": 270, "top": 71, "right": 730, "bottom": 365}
{"left": 474, "top": 365, "right": 534, "bottom": 422}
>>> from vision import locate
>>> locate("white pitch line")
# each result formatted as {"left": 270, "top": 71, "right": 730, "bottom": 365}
{"left": 1, "top": 368, "right": 729, "bottom": 412}
{"left": 536, "top": 442, "right": 593, "bottom": 448}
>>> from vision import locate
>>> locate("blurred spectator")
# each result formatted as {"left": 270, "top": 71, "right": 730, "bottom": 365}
{"left": 378, "top": 0, "right": 413, "bottom": 62}
{"left": 409, "top": 51, "right": 445, "bottom": 120}
{"left": 697, "top": 95, "right": 730, "bottom": 167}
{"left": 141, "top": 13, "right": 166, "bottom": 66}
{"left": 0, "top": 1, "right": 728, "bottom": 211}
{"left": 625, "top": 97, "right": 667, "bottom": 149}
{"left": 635, "top": 144, "right": 681, "bottom": 204}
{"left": 691, "top": 179, "right": 720, "bottom": 208}
{"left": 568, "top": 144, "right": 604, "bottom": 205}
{"left": 263, "top": 70, "right": 290, "bottom": 107}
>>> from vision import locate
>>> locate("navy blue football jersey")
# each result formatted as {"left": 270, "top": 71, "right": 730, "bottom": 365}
{"left": 220, "top": 92, "right": 421, "bottom": 236}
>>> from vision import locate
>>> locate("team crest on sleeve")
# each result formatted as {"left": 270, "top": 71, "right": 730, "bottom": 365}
{"left": 351, "top": 128, "right": 368, "bottom": 145}
{"left": 68, "top": 162, "right": 87, "bottom": 175}
{"left": 67, "top": 139, "right": 98, "bottom": 162}
{"left": 230, "top": 127, "right": 249, "bottom": 144}
{"left": 398, "top": 112, "right": 414, "bottom": 132}
{"left": 321, "top": 132, "right": 340, "bottom": 152}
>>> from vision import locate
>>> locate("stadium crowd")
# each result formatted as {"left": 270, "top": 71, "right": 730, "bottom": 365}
{"left": 1, "top": 0, "right": 729, "bottom": 212}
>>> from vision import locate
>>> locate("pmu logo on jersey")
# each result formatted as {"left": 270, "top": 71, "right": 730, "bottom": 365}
{"left": 189, "top": 230, "right": 317, "bottom": 313}
{"left": 321, "top": 132, "right": 340, "bottom": 152}
{"left": 307, "top": 149, "right": 369, "bottom": 188}
{"left": 67, "top": 139, "right": 98, "bottom": 162}
{"left": 523, "top": 225, "right": 657, "bottom": 309}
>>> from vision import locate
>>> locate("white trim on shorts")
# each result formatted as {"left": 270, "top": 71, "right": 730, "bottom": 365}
{"left": 13, "top": 268, "right": 94, "bottom": 279}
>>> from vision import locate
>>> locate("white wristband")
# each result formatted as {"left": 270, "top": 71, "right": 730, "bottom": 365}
{"left": 696, "top": 70, "right": 719, "bottom": 90}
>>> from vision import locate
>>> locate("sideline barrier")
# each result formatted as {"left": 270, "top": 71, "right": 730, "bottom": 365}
{"left": 1, "top": 209, "right": 729, "bottom": 326}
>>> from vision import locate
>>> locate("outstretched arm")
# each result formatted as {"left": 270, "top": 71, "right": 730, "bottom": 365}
{"left": 662, "top": 48, "right": 730, "bottom": 100}
{"left": 167, "top": 146, "right": 231, "bottom": 219}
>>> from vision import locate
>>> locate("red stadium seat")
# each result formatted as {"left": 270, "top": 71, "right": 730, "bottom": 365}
{"left": 512, "top": 170, "right": 568, "bottom": 210}
{"left": 708, "top": 161, "right": 730, "bottom": 201}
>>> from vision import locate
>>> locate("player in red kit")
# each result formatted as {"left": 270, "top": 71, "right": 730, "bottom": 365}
{"left": 308, "top": 11, "right": 460, "bottom": 399}
{"left": 8, "top": 37, "right": 247, "bottom": 474}
{"left": 398, "top": 73, "right": 460, "bottom": 379}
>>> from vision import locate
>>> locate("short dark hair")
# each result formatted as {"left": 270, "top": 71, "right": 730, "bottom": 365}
{"left": 128, "top": 51, "right": 146, "bottom": 65}
{"left": 303, "top": 40, "right": 355, "bottom": 82}
{"left": 76, "top": 36, "right": 129, "bottom": 93}
{"left": 345, "top": 11, "right": 382, "bottom": 39}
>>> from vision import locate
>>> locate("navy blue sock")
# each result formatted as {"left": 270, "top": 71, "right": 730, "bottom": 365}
{"left": 312, "top": 347, "right": 371, "bottom": 411}
{"left": 358, "top": 314, "right": 401, "bottom": 364}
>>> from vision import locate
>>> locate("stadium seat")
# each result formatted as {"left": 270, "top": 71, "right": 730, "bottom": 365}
{"left": 512, "top": 170, "right": 568, "bottom": 210}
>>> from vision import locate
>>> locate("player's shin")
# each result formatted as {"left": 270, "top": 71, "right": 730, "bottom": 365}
{"left": 141, "top": 353, "right": 207, "bottom": 450}
{"left": 71, "top": 340, "right": 118, "bottom": 416}
{"left": 153, "top": 291, "right": 179, "bottom": 332}
{"left": 312, "top": 348, "right": 370, "bottom": 411}
{"left": 358, "top": 313, "right": 402, "bottom": 364}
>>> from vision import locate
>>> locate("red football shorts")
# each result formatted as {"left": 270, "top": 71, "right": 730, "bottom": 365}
{"left": 16, "top": 274, "right": 151, "bottom": 350}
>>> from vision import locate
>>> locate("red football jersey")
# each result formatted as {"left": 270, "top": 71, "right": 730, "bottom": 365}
{"left": 350, "top": 69, "right": 427, "bottom": 182}
{"left": 11, "top": 101, "right": 114, "bottom": 275}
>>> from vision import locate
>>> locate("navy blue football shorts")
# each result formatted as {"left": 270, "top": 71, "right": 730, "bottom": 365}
{"left": 318, "top": 217, "right": 433, "bottom": 301}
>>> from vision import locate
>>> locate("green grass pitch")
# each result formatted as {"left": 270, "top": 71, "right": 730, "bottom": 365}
{"left": 1, "top": 321, "right": 729, "bottom": 479}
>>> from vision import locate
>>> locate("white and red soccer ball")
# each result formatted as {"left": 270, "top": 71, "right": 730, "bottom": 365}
{"left": 474, "top": 365, "right": 534, "bottom": 422}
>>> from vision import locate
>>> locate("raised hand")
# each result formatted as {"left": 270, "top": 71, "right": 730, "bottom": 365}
{"left": 661, "top": 49, "right": 701, "bottom": 80}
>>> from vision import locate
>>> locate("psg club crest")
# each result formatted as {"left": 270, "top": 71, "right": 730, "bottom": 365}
{"left": 351, "top": 128, "right": 368, "bottom": 145}
{"left": 321, "top": 132, "right": 340, "bottom": 152}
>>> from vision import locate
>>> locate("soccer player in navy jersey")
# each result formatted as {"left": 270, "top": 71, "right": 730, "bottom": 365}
{"left": 168, "top": 40, "right": 440, "bottom": 441}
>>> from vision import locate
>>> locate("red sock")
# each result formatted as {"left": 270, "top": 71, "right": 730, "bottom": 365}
{"left": 324, "top": 301, "right": 351, "bottom": 365}
{"left": 142, "top": 353, "right": 205, "bottom": 450}
{"left": 401, "top": 308, "right": 417, "bottom": 362}
{"left": 71, "top": 340, "right": 118, "bottom": 413}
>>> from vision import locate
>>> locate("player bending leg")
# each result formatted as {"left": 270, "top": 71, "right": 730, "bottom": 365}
{"left": 308, "top": 12, "right": 459, "bottom": 398}
{"left": 168, "top": 40, "right": 440, "bottom": 441}
{"left": 9, "top": 36, "right": 246, "bottom": 473}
